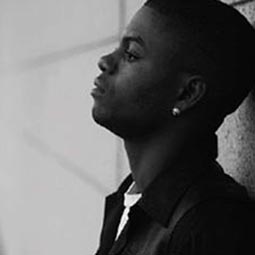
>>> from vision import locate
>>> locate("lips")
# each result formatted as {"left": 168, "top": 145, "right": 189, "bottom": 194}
{"left": 91, "top": 77, "right": 106, "bottom": 97}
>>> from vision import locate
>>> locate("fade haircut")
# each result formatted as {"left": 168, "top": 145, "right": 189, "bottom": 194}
{"left": 145, "top": 0, "right": 255, "bottom": 130}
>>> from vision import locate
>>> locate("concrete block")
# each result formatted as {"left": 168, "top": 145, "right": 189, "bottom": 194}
{"left": 217, "top": 91, "right": 255, "bottom": 198}
{"left": 235, "top": 1, "right": 255, "bottom": 25}
{"left": 221, "top": 0, "right": 246, "bottom": 5}
{"left": 217, "top": 0, "right": 255, "bottom": 199}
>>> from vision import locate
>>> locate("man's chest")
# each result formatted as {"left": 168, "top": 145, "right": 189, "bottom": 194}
{"left": 97, "top": 209, "right": 172, "bottom": 255}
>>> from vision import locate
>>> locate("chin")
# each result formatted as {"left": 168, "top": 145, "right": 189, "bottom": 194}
{"left": 92, "top": 106, "right": 108, "bottom": 125}
{"left": 93, "top": 111, "right": 154, "bottom": 140}
{"left": 91, "top": 106, "right": 117, "bottom": 133}
{"left": 92, "top": 104, "right": 167, "bottom": 139}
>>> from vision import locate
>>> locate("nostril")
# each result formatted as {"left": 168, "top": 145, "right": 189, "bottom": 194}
{"left": 98, "top": 54, "right": 117, "bottom": 74}
{"left": 98, "top": 57, "right": 108, "bottom": 72}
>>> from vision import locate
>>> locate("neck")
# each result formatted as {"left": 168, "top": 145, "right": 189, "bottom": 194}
{"left": 124, "top": 123, "right": 216, "bottom": 192}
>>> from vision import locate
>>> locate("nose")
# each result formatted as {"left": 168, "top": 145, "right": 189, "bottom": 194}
{"left": 98, "top": 53, "right": 117, "bottom": 74}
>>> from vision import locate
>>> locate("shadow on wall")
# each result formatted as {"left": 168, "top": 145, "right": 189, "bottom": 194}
{"left": 217, "top": 89, "right": 255, "bottom": 198}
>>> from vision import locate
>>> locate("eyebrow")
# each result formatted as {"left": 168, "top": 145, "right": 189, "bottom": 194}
{"left": 121, "top": 35, "right": 146, "bottom": 47}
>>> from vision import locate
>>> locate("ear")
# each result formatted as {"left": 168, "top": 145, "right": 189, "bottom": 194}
{"left": 174, "top": 74, "right": 207, "bottom": 113}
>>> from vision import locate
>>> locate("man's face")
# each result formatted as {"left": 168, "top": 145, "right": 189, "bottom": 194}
{"left": 91, "top": 6, "right": 180, "bottom": 138}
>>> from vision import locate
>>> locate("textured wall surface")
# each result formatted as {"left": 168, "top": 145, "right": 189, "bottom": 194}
{"left": 217, "top": 0, "right": 255, "bottom": 198}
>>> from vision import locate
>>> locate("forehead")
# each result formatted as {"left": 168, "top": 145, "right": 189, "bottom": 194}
{"left": 125, "top": 6, "right": 164, "bottom": 35}
{"left": 123, "top": 6, "right": 177, "bottom": 55}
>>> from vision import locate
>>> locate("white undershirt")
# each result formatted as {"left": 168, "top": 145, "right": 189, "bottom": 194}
{"left": 115, "top": 182, "right": 142, "bottom": 240}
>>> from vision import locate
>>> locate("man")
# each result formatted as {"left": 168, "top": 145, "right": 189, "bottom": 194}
{"left": 91, "top": 0, "right": 255, "bottom": 254}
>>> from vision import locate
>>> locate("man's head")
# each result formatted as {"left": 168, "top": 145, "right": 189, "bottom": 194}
{"left": 144, "top": 0, "right": 255, "bottom": 128}
{"left": 91, "top": 0, "right": 255, "bottom": 139}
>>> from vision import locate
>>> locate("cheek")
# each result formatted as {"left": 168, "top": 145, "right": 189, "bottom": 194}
{"left": 115, "top": 72, "right": 172, "bottom": 115}
{"left": 112, "top": 57, "right": 178, "bottom": 113}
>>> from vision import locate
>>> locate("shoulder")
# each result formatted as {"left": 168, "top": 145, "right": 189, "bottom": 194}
{"left": 168, "top": 164, "right": 255, "bottom": 255}
{"left": 169, "top": 198, "right": 255, "bottom": 254}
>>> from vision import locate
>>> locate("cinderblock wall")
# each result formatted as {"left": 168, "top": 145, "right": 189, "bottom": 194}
{"left": 217, "top": 0, "right": 255, "bottom": 198}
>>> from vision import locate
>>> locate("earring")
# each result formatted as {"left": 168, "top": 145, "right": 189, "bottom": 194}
{"left": 172, "top": 107, "right": 181, "bottom": 116}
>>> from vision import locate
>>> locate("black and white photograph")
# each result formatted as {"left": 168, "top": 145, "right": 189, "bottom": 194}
{"left": 1, "top": 0, "right": 255, "bottom": 254}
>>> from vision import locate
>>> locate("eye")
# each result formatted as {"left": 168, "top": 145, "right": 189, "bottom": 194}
{"left": 124, "top": 49, "right": 139, "bottom": 62}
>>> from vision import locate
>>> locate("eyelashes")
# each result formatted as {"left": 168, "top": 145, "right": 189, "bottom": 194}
{"left": 124, "top": 49, "right": 140, "bottom": 62}
{"left": 113, "top": 42, "right": 142, "bottom": 63}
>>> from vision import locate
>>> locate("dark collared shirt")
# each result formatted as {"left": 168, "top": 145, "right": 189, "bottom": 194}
{"left": 95, "top": 157, "right": 255, "bottom": 255}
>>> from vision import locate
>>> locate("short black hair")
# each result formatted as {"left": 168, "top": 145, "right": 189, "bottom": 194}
{"left": 145, "top": 0, "right": 255, "bottom": 128}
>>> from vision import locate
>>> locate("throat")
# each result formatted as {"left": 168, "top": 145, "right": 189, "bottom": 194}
{"left": 123, "top": 127, "right": 217, "bottom": 193}
{"left": 124, "top": 129, "right": 181, "bottom": 192}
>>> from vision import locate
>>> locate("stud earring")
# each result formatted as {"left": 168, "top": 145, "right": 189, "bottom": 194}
{"left": 172, "top": 107, "right": 181, "bottom": 116}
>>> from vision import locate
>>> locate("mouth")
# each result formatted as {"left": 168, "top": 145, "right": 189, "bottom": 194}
{"left": 91, "top": 78, "right": 106, "bottom": 98}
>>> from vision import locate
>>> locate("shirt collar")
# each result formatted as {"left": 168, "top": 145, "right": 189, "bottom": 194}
{"left": 137, "top": 159, "right": 212, "bottom": 227}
